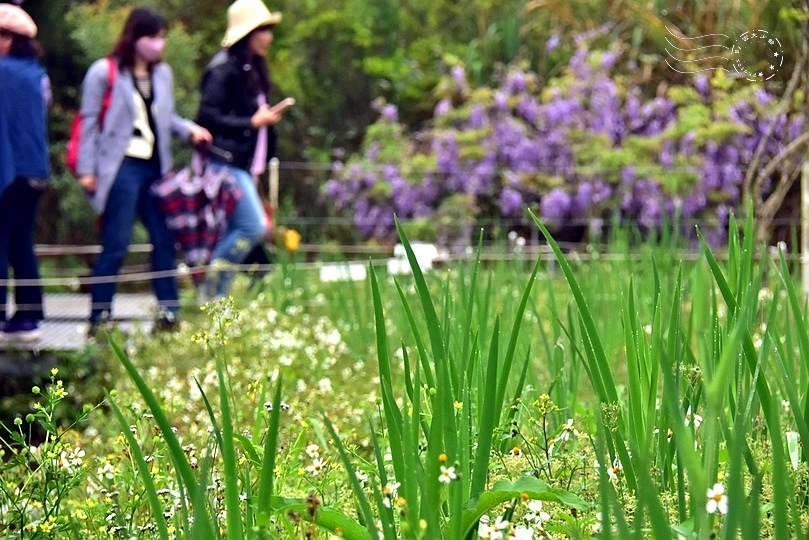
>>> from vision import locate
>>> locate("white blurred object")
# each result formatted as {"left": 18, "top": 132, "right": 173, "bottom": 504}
{"left": 319, "top": 263, "right": 367, "bottom": 282}
{"left": 387, "top": 242, "right": 441, "bottom": 275}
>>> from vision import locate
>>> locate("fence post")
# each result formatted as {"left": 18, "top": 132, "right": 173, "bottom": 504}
{"left": 803, "top": 158, "right": 809, "bottom": 297}
{"left": 269, "top": 157, "right": 280, "bottom": 215}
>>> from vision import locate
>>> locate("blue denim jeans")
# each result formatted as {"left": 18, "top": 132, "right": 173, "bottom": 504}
{"left": 0, "top": 178, "right": 44, "bottom": 323}
{"left": 90, "top": 157, "right": 178, "bottom": 321}
{"left": 207, "top": 162, "right": 267, "bottom": 298}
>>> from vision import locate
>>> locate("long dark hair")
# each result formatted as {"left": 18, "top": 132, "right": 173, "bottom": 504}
{"left": 110, "top": 7, "right": 167, "bottom": 70}
{"left": 228, "top": 31, "right": 271, "bottom": 97}
{"left": 8, "top": 33, "right": 41, "bottom": 58}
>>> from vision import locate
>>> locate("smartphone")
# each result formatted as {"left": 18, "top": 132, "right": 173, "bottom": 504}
{"left": 270, "top": 97, "right": 296, "bottom": 114}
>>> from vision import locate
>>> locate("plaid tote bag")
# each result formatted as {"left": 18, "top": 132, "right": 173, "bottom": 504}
{"left": 150, "top": 153, "right": 242, "bottom": 266}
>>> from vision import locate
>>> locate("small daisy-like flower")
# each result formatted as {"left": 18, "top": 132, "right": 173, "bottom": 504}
{"left": 477, "top": 523, "right": 494, "bottom": 539}
{"left": 439, "top": 465, "right": 457, "bottom": 484}
{"left": 355, "top": 470, "right": 369, "bottom": 485}
{"left": 608, "top": 458, "right": 623, "bottom": 483}
{"left": 306, "top": 458, "right": 326, "bottom": 476}
{"left": 558, "top": 418, "right": 579, "bottom": 442}
{"left": 492, "top": 516, "right": 510, "bottom": 534}
{"left": 525, "top": 499, "right": 551, "bottom": 524}
{"left": 305, "top": 444, "right": 320, "bottom": 459}
{"left": 381, "top": 481, "right": 400, "bottom": 508}
{"left": 592, "top": 511, "right": 603, "bottom": 533}
{"left": 511, "top": 525, "right": 534, "bottom": 540}
{"left": 706, "top": 483, "right": 728, "bottom": 514}
{"left": 509, "top": 446, "right": 522, "bottom": 458}
{"left": 595, "top": 458, "right": 623, "bottom": 483}
{"left": 685, "top": 406, "right": 702, "bottom": 428}
{"left": 68, "top": 447, "right": 86, "bottom": 467}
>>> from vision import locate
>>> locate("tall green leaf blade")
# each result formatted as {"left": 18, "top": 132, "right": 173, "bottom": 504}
{"left": 256, "top": 376, "right": 284, "bottom": 524}
{"left": 107, "top": 398, "right": 170, "bottom": 540}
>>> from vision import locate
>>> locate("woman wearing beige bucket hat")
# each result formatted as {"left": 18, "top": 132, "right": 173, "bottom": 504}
{"left": 196, "top": 0, "right": 294, "bottom": 300}
{"left": 0, "top": 3, "right": 50, "bottom": 342}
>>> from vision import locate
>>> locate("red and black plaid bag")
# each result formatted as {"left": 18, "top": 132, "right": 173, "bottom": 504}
{"left": 150, "top": 153, "right": 242, "bottom": 266}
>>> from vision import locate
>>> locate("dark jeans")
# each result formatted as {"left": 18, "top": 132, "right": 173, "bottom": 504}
{"left": 0, "top": 178, "right": 45, "bottom": 323}
{"left": 90, "top": 157, "right": 178, "bottom": 321}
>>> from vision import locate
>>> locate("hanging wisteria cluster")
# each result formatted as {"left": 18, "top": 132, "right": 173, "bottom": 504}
{"left": 324, "top": 41, "right": 805, "bottom": 250}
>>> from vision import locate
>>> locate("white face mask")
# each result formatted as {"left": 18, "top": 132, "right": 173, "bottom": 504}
{"left": 135, "top": 36, "right": 166, "bottom": 64}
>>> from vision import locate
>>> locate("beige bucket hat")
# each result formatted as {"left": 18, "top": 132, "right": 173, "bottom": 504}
{"left": 222, "top": 0, "right": 281, "bottom": 48}
{"left": 0, "top": 4, "right": 37, "bottom": 38}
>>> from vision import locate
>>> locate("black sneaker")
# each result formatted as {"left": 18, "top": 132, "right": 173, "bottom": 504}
{"left": 1, "top": 319, "right": 41, "bottom": 342}
{"left": 154, "top": 309, "right": 178, "bottom": 333}
{"left": 87, "top": 310, "right": 113, "bottom": 339}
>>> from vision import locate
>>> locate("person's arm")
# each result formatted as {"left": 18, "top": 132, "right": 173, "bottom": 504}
{"left": 197, "top": 62, "right": 283, "bottom": 131}
{"left": 76, "top": 58, "right": 114, "bottom": 191}
{"left": 41, "top": 73, "right": 51, "bottom": 108}
{"left": 197, "top": 63, "right": 254, "bottom": 131}
{"left": 161, "top": 64, "right": 210, "bottom": 145}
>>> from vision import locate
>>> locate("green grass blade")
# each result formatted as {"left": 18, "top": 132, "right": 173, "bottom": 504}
{"left": 212, "top": 358, "right": 244, "bottom": 539}
{"left": 494, "top": 255, "right": 541, "bottom": 428}
{"left": 109, "top": 338, "right": 215, "bottom": 538}
{"left": 530, "top": 211, "right": 617, "bottom": 403}
{"left": 470, "top": 316, "right": 500, "bottom": 498}
{"left": 107, "top": 398, "right": 170, "bottom": 540}
{"left": 320, "top": 415, "right": 377, "bottom": 538}
{"left": 394, "top": 280, "right": 436, "bottom": 390}
{"left": 256, "top": 376, "right": 283, "bottom": 523}
{"left": 394, "top": 216, "right": 448, "bottom": 378}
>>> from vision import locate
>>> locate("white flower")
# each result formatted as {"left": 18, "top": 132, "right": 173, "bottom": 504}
{"left": 685, "top": 406, "right": 702, "bottom": 428}
{"left": 305, "top": 444, "right": 320, "bottom": 459}
{"left": 511, "top": 525, "right": 534, "bottom": 539}
{"left": 558, "top": 418, "right": 579, "bottom": 442}
{"left": 355, "top": 470, "right": 369, "bottom": 485}
{"left": 97, "top": 462, "right": 115, "bottom": 480}
{"left": 492, "top": 516, "right": 510, "bottom": 532}
{"left": 706, "top": 483, "right": 728, "bottom": 514}
{"left": 592, "top": 512, "right": 603, "bottom": 533}
{"left": 477, "top": 523, "right": 495, "bottom": 539}
{"left": 305, "top": 458, "right": 326, "bottom": 476}
{"left": 318, "top": 377, "right": 333, "bottom": 393}
{"left": 381, "top": 481, "right": 400, "bottom": 507}
{"left": 608, "top": 458, "right": 623, "bottom": 483}
{"left": 439, "top": 465, "right": 457, "bottom": 484}
{"left": 526, "top": 499, "right": 550, "bottom": 524}
{"left": 69, "top": 447, "right": 84, "bottom": 467}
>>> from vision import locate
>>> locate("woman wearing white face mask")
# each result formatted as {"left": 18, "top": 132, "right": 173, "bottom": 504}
{"left": 75, "top": 6, "right": 211, "bottom": 336}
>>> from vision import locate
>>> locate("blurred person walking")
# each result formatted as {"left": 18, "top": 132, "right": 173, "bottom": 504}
{"left": 196, "top": 0, "right": 293, "bottom": 300}
{"left": 0, "top": 3, "right": 49, "bottom": 342}
{"left": 75, "top": 6, "right": 211, "bottom": 335}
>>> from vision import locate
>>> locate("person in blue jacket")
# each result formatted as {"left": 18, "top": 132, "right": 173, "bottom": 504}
{"left": 76, "top": 7, "right": 210, "bottom": 335}
{"left": 0, "top": 3, "right": 49, "bottom": 342}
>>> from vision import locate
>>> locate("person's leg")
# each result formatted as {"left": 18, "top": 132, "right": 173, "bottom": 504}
{"left": 138, "top": 173, "right": 179, "bottom": 316}
{"left": 0, "top": 179, "right": 17, "bottom": 325}
{"left": 8, "top": 179, "right": 44, "bottom": 321}
{"left": 208, "top": 165, "right": 267, "bottom": 298}
{"left": 89, "top": 159, "right": 142, "bottom": 322}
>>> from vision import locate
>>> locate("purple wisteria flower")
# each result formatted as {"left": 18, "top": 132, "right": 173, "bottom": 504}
{"left": 540, "top": 188, "right": 572, "bottom": 226}
{"left": 545, "top": 34, "right": 561, "bottom": 54}
{"left": 322, "top": 40, "right": 805, "bottom": 249}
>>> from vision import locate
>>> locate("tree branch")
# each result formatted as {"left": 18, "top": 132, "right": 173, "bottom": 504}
{"left": 742, "top": 18, "right": 809, "bottom": 210}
